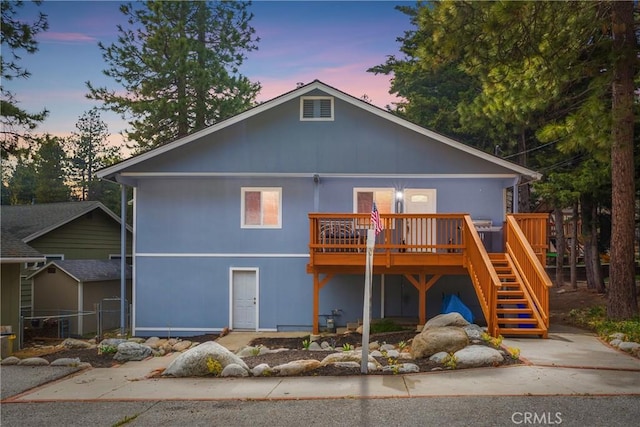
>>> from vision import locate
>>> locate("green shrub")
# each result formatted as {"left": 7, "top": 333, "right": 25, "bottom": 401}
{"left": 569, "top": 305, "right": 640, "bottom": 342}
{"left": 370, "top": 319, "right": 407, "bottom": 333}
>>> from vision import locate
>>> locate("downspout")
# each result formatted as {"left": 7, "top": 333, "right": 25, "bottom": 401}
{"left": 512, "top": 177, "right": 520, "bottom": 214}
{"left": 120, "top": 183, "right": 127, "bottom": 336}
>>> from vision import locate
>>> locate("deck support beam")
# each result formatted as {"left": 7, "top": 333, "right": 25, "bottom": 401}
{"left": 404, "top": 273, "right": 442, "bottom": 326}
{"left": 312, "top": 272, "right": 334, "bottom": 334}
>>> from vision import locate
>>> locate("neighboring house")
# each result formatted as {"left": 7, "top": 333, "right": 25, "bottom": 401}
{"left": 98, "top": 80, "right": 552, "bottom": 339}
{"left": 1, "top": 232, "right": 45, "bottom": 355}
{"left": 27, "top": 260, "right": 132, "bottom": 337}
{"left": 0, "top": 201, "right": 133, "bottom": 318}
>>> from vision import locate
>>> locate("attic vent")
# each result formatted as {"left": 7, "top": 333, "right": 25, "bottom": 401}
{"left": 300, "top": 97, "right": 334, "bottom": 121}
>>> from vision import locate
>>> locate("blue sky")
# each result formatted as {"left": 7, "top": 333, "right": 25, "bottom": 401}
{"left": 5, "top": 0, "right": 414, "bottom": 148}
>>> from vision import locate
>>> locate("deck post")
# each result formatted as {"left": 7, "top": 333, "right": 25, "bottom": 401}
{"left": 313, "top": 271, "right": 319, "bottom": 335}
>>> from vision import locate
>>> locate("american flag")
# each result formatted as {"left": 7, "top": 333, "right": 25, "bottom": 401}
{"left": 371, "top": 202, "right": 383, "bottom": 235}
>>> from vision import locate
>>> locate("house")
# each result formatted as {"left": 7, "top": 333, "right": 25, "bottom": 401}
{"left": 27, "top": 260, "right": 132, "bottom": 337}
{"left": 1, "top": 232, "right": 45, "bottom": 356}
{"left": 98, "top": 80, "right": 551, "bottom": 338}
{"left": 0, "top": 201, "right": 133, "bottom": 318}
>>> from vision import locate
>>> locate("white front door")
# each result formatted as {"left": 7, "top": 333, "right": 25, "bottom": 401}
{"left": 404, "top": 189, "right": 437, "bottom": 252}
{"left": 231, "top": 269, "right": 257, "bottom": 330}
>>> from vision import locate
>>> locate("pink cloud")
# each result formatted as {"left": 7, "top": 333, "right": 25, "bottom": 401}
{"left": 253, "top": 66, "right": 403, "bottom": 110}
{"left": 40, "top": 32, "right": 96, "bottom": 43}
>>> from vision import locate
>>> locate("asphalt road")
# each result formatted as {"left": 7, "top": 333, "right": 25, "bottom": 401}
{"left": 0, "top": 365, "right": 81, "bottom": 400}
{"left": 2, "top": 396, "right": 640, "bottom": 426}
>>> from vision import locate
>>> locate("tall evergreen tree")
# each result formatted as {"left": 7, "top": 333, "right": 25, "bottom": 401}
{"left": 6, "top": 154, "right": 36, "bottom": 205}
{"left": 375, "top": 0, "right": 638, "bottom": 318}
{"left": 69, "top": 108, "right": 119, "bottom": 201}
{"left": 87, "top": 1, "right": 260, "bottom": 152}
{"left": 33, "top": 135, "right": 70, "bottom": 203}
{"left": 0, "top": 0, "right": 49, "bottom": 158}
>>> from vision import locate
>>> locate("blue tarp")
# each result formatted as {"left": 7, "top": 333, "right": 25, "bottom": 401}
{"left": 441, "top": 294, "right": 474, "bottom": 323}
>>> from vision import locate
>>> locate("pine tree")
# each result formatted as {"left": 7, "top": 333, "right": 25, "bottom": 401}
{"left": 69, "top": 108, "right": 119, "bottom": 200}
{"left": 33, "top": 135, "right": 70, "bottom": 203}
{"left": 1, "top": 0, "right": 49, "bottom": 158}
{"left": 87, "top": 1, "right": 260, "bottom": 152}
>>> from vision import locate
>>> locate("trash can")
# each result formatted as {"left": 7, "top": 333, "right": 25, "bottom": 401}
{"left": 1, "top": 326, "right": 15, "bottom": 358}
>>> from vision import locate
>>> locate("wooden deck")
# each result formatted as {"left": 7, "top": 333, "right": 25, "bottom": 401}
{"left": 307, "top": 213, "right": 552, "bottom": 337}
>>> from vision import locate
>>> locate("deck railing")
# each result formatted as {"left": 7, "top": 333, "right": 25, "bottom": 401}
{"left": 505, "top": 215, "right": 552, "bottom": 328}
{"left": 309, "top": 213, "right": 467, "bottom": 255}
{"left": 462, "top": 215, "right": 501, "bottom": 336}
{"left": 511, "top": 213, "right": 549, "bottom": 267}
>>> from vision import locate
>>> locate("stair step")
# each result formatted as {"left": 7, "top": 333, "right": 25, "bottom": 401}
{"left": 497, "top": 298, "right": 528, "bottom": 305}
{"left": 498, "top": 318, "right": 538, "bottom": 324}
{"left": 497, "top": 308, "right": 533, "bottom": 314}
{"left": 497, "top": 290, "right": 524, "bottom": 297}
{"left": 498, "top": 327, "right": 546, "bottom": 336}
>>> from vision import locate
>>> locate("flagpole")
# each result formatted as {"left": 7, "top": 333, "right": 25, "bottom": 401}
{"left": 361, "top": 228, "right": 375, "bottom": 373}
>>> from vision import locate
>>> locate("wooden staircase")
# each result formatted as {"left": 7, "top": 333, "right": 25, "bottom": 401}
{"left": 490, "top": 253, "right": 547, "bottom": 337}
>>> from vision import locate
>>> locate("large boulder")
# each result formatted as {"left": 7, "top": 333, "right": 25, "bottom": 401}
{"left": 423, "top": 313, "right": 470, "bottom": 331}
{"left": 113, "top": 342, "right": 153, "bottom": 362}
{"left": 163, "top": 341, "right": 249, "bottom": 377}
{"left": 411, "top": 326, "right": 469, "bottom": 359}
{"left": 453, "top": 345, "right": 504, "bottom": 368}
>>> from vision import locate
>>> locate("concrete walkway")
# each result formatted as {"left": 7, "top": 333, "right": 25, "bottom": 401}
{"left": 2, "top": 325, "right": 639, "bottom": 402}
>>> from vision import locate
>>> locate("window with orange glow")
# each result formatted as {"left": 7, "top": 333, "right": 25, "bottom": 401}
{"left": 353, "top": 188, "right": 394, "bottom": 214}
{"left": 241, "top": 188, "right": 282, "bottom": 228}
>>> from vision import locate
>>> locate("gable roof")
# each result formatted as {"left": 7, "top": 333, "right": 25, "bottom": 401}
{"left": 26, "top": 259, "right": 132, "bottom": 282}
{"left": 98, "top": 80, "right": 541, "bottom": 181}
{"left": 0, "top": 231, "right": 45, "bottom": 262}
{"left": 1, "top": 201, "right": 131, "bottom": 243}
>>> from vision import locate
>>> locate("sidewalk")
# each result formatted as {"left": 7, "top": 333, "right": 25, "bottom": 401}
{"left": 3, "top": 325, "right": 640, "bottom": 402}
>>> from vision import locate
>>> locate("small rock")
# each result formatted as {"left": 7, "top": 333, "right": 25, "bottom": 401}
{"left": 50, "top": 357, "right": 81, "bottom": 367}
{"left": 61, "top": 338, "right": 94, "bottom": 349}
{"left": 99, "top": 338, "right": 127, "bottom": 349}
{"left": 251, "top": 363, "right": 273, "bottom": 376}
{"left": 18, "top": 357, "right": 49, "bottom": 366}
{"left": 172, "top": 340, "right": 192, "bottom": 352}
{"left": 221, "top": 363, "right": 249, "bottom": 377}
{"left": 379, "top": 343, "right": 395, "bottom": 352}
{"left": 618, "top": 342, "right": 640, "bottom": 353}
{"left": 383, "top": 363, "right": 419, "bottom": 374}
{"left": 608, "top": 332, "right": 626, "bottom": 341}
{"left": 454, "top": 345, "right": 504, "bottom": 368}
{"left": 429, "top": 352, "right": 449, "bottom": 363}
{"left": 609, "top": 339, "right": 622, "bottom": 348}
{"left": 127, "top": 337, "right": 146, "bottom": 344}
{"left": 273, "top": 359, "right": 322, "bottom": 376}
{"left": 308, "top": 342, "right": 323, "bottom": 351}
{"left": 1, "top": 356, "right": 20, "bottom": 365}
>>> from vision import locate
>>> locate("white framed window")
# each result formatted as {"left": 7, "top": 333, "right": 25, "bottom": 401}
{"left": 353, "top": 188, "right": 395, "bottom": 214}
{"left": 241, "top": 187, "right": 282, "bottom": 229}
{"left": 300, "top": 96, "right": 334, "bottom": 121}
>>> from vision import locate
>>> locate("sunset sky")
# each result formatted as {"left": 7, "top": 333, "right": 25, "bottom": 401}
{"left": 5, "top": 1, "right": 414, "bottom": 150}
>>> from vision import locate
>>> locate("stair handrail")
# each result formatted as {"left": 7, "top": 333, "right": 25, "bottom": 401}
{"left": 462, "top": 215, "right": 502, "bottom": 336}
{"left": 505, "top": 215, "right": 553, "bottom": 328}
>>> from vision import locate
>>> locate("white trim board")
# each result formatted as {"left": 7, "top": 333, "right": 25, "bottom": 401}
{"left": 135, "top": 253, "right": 309, "bottom": 258}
